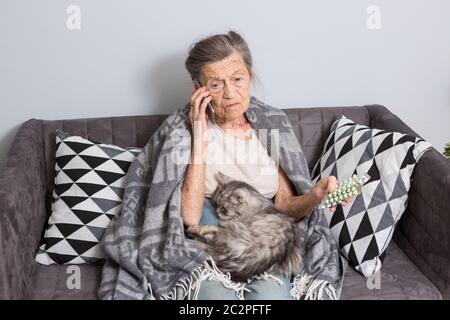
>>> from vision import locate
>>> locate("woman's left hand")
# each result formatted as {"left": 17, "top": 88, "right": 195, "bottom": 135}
{"left": 311, "top": 176, "right": 353, "bottom": 213}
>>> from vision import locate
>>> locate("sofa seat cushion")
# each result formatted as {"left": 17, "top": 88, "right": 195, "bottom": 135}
{"left": 27, "top": 242, "right": 441, "bottom": 300}
{"left": 27, "top": 264, "right": 102, "bottom": 299}
{"left": 340, "top": 242, "right": 442, "bottom": 300}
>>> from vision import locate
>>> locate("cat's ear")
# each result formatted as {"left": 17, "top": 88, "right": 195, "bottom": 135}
{"left": 230, "top": 194, "right": 244, "bottom": 205}
{"left": 216, "top": 171, "right": 234, "bottom": 185}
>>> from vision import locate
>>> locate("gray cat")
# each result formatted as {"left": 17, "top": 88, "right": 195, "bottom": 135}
{"left": 187, "top": 172, "right": 303, "bottom": 282}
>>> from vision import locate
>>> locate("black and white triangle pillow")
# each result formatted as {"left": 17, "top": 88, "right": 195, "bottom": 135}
{"left": 311, "top": 116, "right": 432, "bottom": 277}
{"left": 35, "top": 130, "right": 141, "bottom": 265}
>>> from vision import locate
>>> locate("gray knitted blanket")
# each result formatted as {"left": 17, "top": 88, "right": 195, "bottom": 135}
{"left": 98, "top": 96, "right": 347, "bottom": 300}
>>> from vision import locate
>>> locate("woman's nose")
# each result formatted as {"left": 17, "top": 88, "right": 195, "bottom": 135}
{"left": 223, "top": 81, "right": 237, "bottom": 98}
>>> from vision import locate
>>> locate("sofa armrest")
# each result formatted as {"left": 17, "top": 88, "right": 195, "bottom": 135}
{"left": 0, "top": 119, "right": 48, "bottom": 299}
{"left": 367, "top": 104, "right": 450, "bottom": 299}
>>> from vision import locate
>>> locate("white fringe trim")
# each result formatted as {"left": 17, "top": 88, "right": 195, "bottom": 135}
{"left": 149, "top": 257, "right": 250, "bottom": 300}
{"left": 147, "top": 280, "right": 156, "bottom": 300}
{"left": 290, "top": 272, "right": 338, "bottom": 300}
{"left": 148, "top": 260, "right": 337, "bottom": 301}
{"left": 199, "top": 258, "right": 251, "bottom": 300}
{"left": 249, "top": 272, "right": 284, "bottom": 286}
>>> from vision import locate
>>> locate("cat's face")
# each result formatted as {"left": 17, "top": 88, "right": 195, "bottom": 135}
{"left": 211, "top": 171, "right": 272, "bottom": 221}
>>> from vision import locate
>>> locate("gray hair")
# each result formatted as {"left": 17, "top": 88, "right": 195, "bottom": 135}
{"left": 185, "top": 30, "right": 254, "bottom": 83}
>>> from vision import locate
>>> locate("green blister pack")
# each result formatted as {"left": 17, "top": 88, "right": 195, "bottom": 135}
{"left": 319, "top": 173, "right": 370, "bottom": 209}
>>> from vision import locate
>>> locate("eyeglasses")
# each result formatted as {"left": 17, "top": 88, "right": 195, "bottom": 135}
{"left": 205, "top": 75, "right": 249, "bottom": 94}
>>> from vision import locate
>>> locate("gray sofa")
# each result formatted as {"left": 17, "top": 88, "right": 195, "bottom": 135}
{"left": 0, "top": 104, "right": 449, "bottom": 300}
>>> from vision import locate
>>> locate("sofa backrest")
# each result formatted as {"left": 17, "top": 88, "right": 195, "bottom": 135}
{"left": 283, "top": 106, "right": 370, "bottom": 167}
{"left": 41, "top": 114, "right": 167, "bottom": 199}
{"left": 40, "top": 106, "right": 371, "bottom": 214}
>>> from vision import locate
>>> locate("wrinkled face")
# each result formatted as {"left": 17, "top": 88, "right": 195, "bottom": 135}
{"left": 200, "top": 50, "right": 252, "bottom": 123}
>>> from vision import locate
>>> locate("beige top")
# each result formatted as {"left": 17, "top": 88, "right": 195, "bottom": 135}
{"left": 204, "top": 119, "right": 280, "bottom": 199}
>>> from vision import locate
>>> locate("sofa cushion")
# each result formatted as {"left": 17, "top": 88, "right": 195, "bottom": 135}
{"left": 27, "top": 242, "right": 441, "bottom": 300}
{"left": 28, "top": 264, "right": 102, "bottom": 300}
{"left": 340, "top": 242, "right": 442, "bottom": 300}
{"left": 35, "top": 130, "right": 141, "bottom": 265}
{"left": 311, "top": 116, "right": 432, "bottom": 277}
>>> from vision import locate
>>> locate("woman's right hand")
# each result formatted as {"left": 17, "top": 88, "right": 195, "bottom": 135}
{"left": 189, "top": 85, "right": 212, "bottom": 149}
{"left": 189, "top": 87, "right": 212, "bottom": 164}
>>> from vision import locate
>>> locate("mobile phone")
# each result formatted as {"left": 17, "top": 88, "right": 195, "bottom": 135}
{"left": 193, "top": 78, "right": 215, "bottom": 124}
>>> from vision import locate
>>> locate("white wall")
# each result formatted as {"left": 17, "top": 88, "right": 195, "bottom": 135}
{"left": 1, "top": 0, "right": 449, "bottom": 170}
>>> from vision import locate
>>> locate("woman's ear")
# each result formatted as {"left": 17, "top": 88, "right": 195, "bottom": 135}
{"left": 215, "top": 171, "right": 234, "bottom": 185}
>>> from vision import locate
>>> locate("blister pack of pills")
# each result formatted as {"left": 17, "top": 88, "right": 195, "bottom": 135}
{"left": 319, "top": 173, "right": 370, "bottom": 209}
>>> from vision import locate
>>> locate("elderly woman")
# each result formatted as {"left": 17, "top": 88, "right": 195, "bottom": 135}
{"left": 181, "top": 31, "right": 352, "bottom": 300}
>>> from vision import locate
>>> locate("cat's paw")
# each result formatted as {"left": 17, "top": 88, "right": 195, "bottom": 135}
{"left": 186, "top": 225, "right": 204, "bottom": 241}
{"left": 186, "top": 225, "right": 219, "bottom": 243}
{"left": 187, "top": 225, "right": 199, "bottom": 234}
